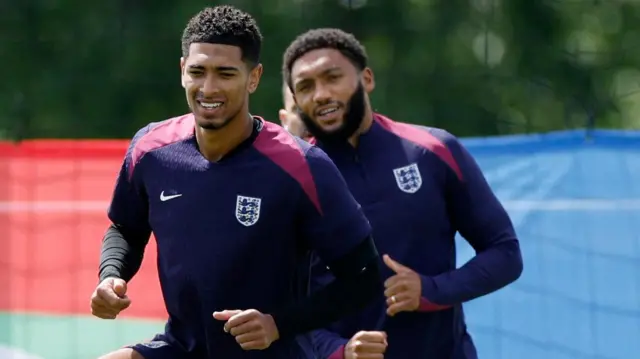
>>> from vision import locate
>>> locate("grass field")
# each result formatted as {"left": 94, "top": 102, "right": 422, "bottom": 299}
{"left": 0, "top": 313, "right": 163, "bottom": 359}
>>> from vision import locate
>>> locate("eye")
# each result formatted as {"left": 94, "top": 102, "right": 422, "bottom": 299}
{"left": 327, "top": 73, "right": 342, "bottom": 82}
{"left": 220, "top": 73, "right": 235, "bottom": 79}
{"left": 189, "top": 70, "right": 204, "bottom": 77}
{"left": 296, "top": 84, "right": 311, "bottom": 93}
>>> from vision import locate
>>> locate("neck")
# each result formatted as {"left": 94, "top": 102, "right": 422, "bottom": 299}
{"left": 347, "top": 106, "right": 374, "bottom": 147}
{"left": 195, "top": 112, "right": 254, "bottom": 162}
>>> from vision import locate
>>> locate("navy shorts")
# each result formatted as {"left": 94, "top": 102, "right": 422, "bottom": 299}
{"left": 129, "top": 334, "right": 186, "bottom": 359}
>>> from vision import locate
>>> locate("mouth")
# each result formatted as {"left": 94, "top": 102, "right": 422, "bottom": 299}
{"left": 315, "top": 105, "right": 342, "bottom": 124}
{"left": 197, "top": 100, "right": 224, "bottom": 115}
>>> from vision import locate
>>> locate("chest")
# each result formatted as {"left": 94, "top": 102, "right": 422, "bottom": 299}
{"left": 333, "top": 147, "right": 454, "bottom": 268}
{"left": 336, "top": 146, "right": 446, "bottom": 211}
{"left": 139, "top": 156, "right": 301, "bottom": 260}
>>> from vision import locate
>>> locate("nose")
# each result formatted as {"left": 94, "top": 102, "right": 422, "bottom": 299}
{"left": 200, "top": 74, "right": 220, "bottom": 96}
{"left": 312, "top": 83, "right": 332, "bottom": 104}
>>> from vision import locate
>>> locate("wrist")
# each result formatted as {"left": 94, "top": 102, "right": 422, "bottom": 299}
{"left": 418, "top": 274, "right": 431, "bottom": 298}
{"left": 418, "top": 275, "right": 450, "bottom": 312}
{"left": 266, "top": 314, "right": 280, "bottom": 342}
{"left": 270, "top": 311, "right": 292, "bottom": 339}
{"left": 327, "top": 344, "right": 346, "bottom": 359}
{"left": 98, "top": 272, "right": 122, "bottom": 284}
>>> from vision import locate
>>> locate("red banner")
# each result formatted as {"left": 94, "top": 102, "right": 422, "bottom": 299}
{"left": 0, "top": 140, "right": 165, "bottom": 320}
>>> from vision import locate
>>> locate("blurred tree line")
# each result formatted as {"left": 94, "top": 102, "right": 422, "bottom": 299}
{"left": 2, "top": 0, "right": 640, "bottom": 139}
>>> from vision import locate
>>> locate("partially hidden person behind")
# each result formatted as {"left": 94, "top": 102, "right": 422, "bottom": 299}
{"left": 279, "top": 84, "right": 312, "bottom": 141}
{"left": 281, "top": 28, "right": 524, "bottom": 359}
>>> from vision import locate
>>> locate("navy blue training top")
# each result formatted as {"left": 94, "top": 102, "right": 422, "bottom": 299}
{"left": 107, "top": 114, "right": 372, "bottom": 359}
{"left": 307, "top": 114, "right": 523, "bottom": 359}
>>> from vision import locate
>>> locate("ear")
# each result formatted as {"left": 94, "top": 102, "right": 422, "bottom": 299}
{"left": 278, "top": 109, "right": 289, "bottom": 126}
{"left": 180, "top": 57, "right": 186, "bottom": 88}
{"left": 362, "top": 67, "right": 375, "bottom": 93}
{"left": 247, "top": 63, "right": 264, "bottom": 94}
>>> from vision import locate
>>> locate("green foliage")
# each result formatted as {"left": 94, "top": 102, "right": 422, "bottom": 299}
{"left": 2, "top": 0, "right": 638, "bottom": 139}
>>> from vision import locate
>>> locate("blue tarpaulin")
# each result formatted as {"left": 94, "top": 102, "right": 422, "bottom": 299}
{"left": 458, "top": 130, "right": 640, "bottom": 359}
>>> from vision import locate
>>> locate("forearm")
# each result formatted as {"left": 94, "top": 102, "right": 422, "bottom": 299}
{"left": 272, "top": 236, "right": 382, "bottom": 338}
{"left": 98, "top": 224, "right": 151, "bottom": 283}
{"left": 420, "top": 239, "right": 522, "bottom": 310}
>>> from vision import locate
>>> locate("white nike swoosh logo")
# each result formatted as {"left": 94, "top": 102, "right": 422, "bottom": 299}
{"left": 160, "top": 191, "right": 182, "bottom": 202}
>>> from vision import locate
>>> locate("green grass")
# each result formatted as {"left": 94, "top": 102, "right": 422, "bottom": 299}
{"left": 0, "top": 312, "right": 164, "bottom": 359}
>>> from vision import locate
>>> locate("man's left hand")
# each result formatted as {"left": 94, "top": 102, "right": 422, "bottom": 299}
{"left": 213, "top": 309, "right": 280, "bottom": 350}
{"left": 382, "top": 254, "right": 422, "bottom": 316}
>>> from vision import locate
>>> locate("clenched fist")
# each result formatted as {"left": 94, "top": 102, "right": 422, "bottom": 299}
{"left": 344, "top": 331, "right": 387, "bottom": 359}
{"left": 383, "top": 254, "right": 422, "bottom": 316}
{"left": 213, "top": 309, "right": 279, "bottom": 350}
{"left": 90, "top": 277, "right": 131, "bottom": 319}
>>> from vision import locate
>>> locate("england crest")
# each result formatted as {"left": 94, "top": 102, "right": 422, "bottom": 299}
{"left": 393, "top": 163, "right": 422, "bottom": 194}
{"left": 235, "top": 195, "right": 261, "bottom": 227}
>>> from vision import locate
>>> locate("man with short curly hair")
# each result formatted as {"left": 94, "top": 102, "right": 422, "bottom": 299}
{"left": 283, "top": 28, "right": 523, "bottom": 359}
{"left": 90, "top": 10, "right": 382, "bottom": 359}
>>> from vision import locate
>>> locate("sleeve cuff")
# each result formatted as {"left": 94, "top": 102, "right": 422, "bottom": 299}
{"left": 328, "top": 344, "right": 346, "bottom": 359}
{"left": 418, "top": 275, "right": 452, "bottom": 312}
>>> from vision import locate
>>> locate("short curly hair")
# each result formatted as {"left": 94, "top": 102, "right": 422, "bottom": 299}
{"left": 282, "top": 28, "right": 368, "bottom": 89}
{"left": 181, "top": 5, "right": 263, "bottom": 66}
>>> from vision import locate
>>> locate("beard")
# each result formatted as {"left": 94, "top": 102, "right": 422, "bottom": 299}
{"left": 296, "top": 82, "right": 366, "bottom": 144}
{"left": 197, "top": 114, "right": 236, "bottom": 131}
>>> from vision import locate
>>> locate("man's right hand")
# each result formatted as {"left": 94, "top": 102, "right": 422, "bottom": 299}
{"left": 90, "top": 277, "right": 131, "bottom": 319}
{"left": 344, "top": 331, "right": 388, "bottom": 359}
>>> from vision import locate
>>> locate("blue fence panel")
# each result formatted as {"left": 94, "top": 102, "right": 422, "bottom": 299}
{"left": 458, "top": 130, "right": 640, "bottom": 359}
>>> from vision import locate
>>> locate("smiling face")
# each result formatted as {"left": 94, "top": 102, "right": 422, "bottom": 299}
{"left": 289, "top": 48, "right": 374, "bottom": 143}
{"left": 180, "top": 43, "right": 262, "bottom": 131}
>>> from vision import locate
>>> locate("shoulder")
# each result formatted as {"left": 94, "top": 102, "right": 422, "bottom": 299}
{"left": 129, "top": 113, "right": 195, "bottom": 164}
{"left": 411, "top": 125, "right": 461, "bottom": 152}
{"left": 252, "top": 119, "right": 318, "bottom": 163}
{"left": 374, "top": 113, "right": 463, "bottom": 180}
{"left": 374, "top": 113, "right": 460, "bottom": 151}
{"left": 253, "top": 119, "right": 336, "bottom": 170}
{"left": 252, "top": 120, "right": 336, "bottom": 202}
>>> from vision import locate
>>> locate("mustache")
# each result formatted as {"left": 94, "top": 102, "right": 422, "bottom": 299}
{"left": 195, "top": 92, "right": 221, "bottom": 101}
{"left": 313, "top": 101, "right": 343, "bottom": 113}
{"left": 314, "top": 100, "right": 342, "bottom": 107}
